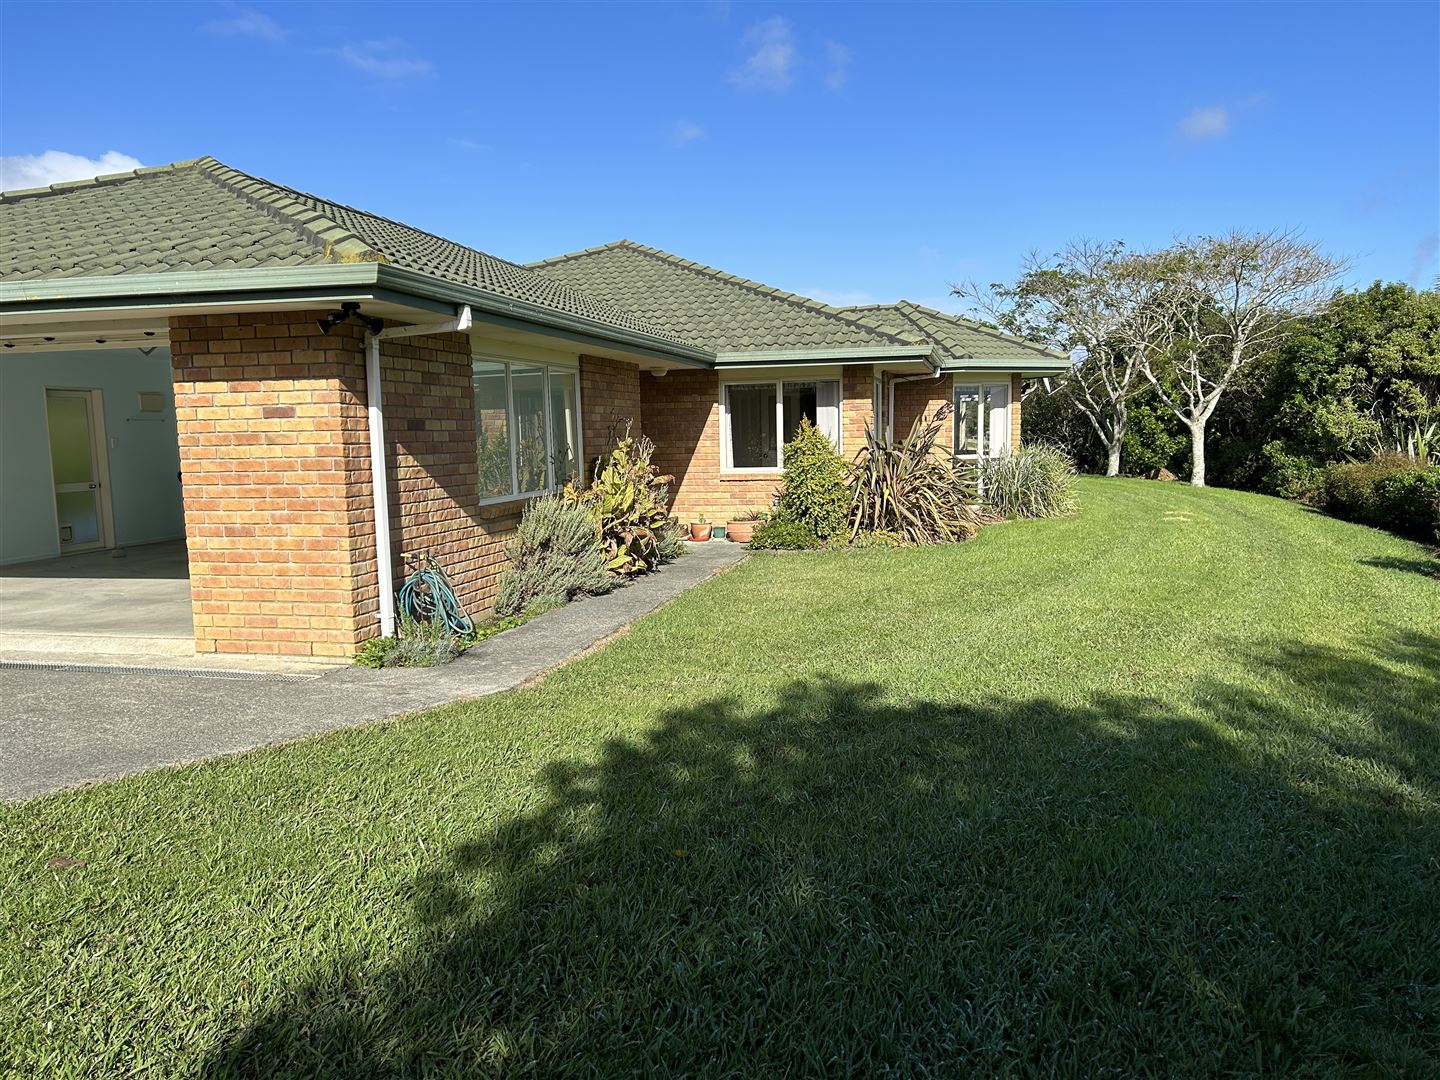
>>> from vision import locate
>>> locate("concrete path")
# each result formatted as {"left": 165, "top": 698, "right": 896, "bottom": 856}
{"left": 0, "top": 542, "right": 747, "bottom": 802}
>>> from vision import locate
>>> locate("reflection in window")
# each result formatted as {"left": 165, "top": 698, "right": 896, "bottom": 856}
{"left": 472, "top": 359, "right": 581, "bottom": 500}
{"left": 954, "top": 384, "right": 979, "bottom": 457}
{"left": 512, "top": 365, "right": 547, "bottom": 494}
{"left": 726, "top": 383, "right": 779, "bottom": 469}
{"left": 473, "top": 361, "right": 512, "bottom": 497}
{"left": 549, "top": 369, "right": 580, "bottom": 486}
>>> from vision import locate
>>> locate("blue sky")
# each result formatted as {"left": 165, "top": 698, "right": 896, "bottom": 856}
{"left": 3, "top": 1, "right": 1436, "bottom": 311}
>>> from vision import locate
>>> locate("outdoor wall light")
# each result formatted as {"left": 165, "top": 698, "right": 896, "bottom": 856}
{"left": 317, "top": 302, "right": 383, "bottom": 335}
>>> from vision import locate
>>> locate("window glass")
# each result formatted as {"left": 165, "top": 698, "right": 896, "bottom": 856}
{"left": 512, "top": 365, "right": 547, "bottom": 493}
{"left": 549, "top": 369, "right": 580, "bottom": 486}
{"left": 983, "top": 382, "right": 1011, "bottom": 457}
{"left": 782, "top": 381, "right": 819, "bottom": 443}
{"left": 954, "top": 384, "right": 980, "bottom": 457}
{"left": 728, "top": 383, "right": 779, "bottom": 469}
{"left": 473, "top": 361, "right": 512, "bottom": 497}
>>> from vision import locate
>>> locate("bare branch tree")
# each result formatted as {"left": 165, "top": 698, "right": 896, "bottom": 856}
{"left": 956, "top": 240, "right": 1157, "bottom": 476}
{"left": 1132, "top": 230, "right": 1347, "bottom": 486}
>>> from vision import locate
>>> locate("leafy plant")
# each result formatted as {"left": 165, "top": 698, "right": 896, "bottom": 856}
{"left": 846, "top": 405, "right": 982, "bottom": 544}
{"left": 776, "top": 418, "right": 850, "bottom": 540}
{"left": 494, "top": 494, "right": 613, "bottom": 617}
{"left": 1323, "top": 453, "right": 1440, "bottom": 540}
{"left": 354, "top": 612, "right": 461, "bottom": 669}
{"left": 748, "top": 517, "right": 821, "bottom": 550}
{"left": 569, "top": 427, "right": 684, "bottom": 576}
{"left": 976, "top": 444, "right": 1079, "bottom": 519}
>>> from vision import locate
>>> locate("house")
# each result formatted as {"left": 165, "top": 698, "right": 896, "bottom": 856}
{"left": 0, "top": 157, "right": 1067, "bottom": 661}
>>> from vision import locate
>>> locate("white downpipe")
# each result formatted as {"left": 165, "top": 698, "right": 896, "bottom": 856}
{"left": 364, "top": 304, "right": 472, "bottom": 637}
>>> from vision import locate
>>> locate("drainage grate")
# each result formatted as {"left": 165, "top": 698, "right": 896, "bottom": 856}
{"left": 0, "top": 661, "right": 320, "bottom": 682}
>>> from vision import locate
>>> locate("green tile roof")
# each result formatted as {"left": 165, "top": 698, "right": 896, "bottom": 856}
{"left": 839, "top": 301, "right": 1069, "bottom": 365}
{"left": 527, "top": 241, "right": 918, "bottom": 354}
{"left": 0, "top": 157, "right": 691, "bottom": 348}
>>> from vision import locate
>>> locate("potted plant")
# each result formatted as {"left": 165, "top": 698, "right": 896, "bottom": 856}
{"left": 726, "top": 509, "right": 764, "bottom": 544}
{"left": 689, "top": 514, "right": 712, "bottom": 542}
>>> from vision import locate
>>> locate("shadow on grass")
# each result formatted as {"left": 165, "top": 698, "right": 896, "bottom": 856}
{"left": 1359, "top": 554, "right": 1440, "bottom": 579}
{"left": 205, "top": 634, "right": 1440, "bottom": 1077}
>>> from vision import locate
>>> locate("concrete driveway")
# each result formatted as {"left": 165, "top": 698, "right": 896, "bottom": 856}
{"left": 0, "top": 541, "right": 746, "bottom": 802}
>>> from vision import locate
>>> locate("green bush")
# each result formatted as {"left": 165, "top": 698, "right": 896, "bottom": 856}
{"left": 847, "top": 405, "right": 981, "bottom": 544}
{"left": 977, "top": 444, "right": 1079, "bottom": 519}
{"left": 571, "top": 429, "right": 685, "bottom": 576}
{"left": 777, "top": 418, "right": 850, "bottom": 540}
{"left": 748, "top": 517, "right": 821, "bottom": 550}
{"left": 494, "top": 494, "right": 612, "bottom": 617}
{"left": 1323, "top": 454, "right": 1440, "bottom": 540}
{"left": 354, "top": 612, "right": 460, "bottom": 669}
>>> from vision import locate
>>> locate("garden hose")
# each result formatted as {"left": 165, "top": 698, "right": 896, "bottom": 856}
{"left": 397, "top": 554, "right": 474, "bottom": 637}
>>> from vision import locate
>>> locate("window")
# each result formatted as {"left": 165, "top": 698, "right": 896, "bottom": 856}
{"left": 723, "top": 378, "right": 840, "bottom": 471}
{"left": 472, "top": 359, "right": 582, "bottom": 500}
{"left": 953, "top": 381, "right": 1011, "bottom": 460}
{"left": 872, "top": 374, "right": 886, "bottom": 439}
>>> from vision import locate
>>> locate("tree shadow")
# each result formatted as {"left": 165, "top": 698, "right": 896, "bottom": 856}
{"left": 1359, "top": 555, "right": 1440, "bottom": 579}
{"left": 204, "top": 634, "right": 1440, "bottom": 1076}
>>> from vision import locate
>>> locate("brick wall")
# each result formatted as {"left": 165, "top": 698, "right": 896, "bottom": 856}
{"left": 169, "top": 311, "right": 374, "bottom": 658}
{"left": 170, "top": 312, "right": 533, "bottom": 658}
{"left": 892, "top": 373, "right": 955, "bottom": 450}
{"left": 580, "top": 355, "right": 643, "bottom": 474}
{"left": 641, "top": 368, "right": 877, "bottom": 521}
{"left": 381, "top": 330, "right": 519, "bottom": 615}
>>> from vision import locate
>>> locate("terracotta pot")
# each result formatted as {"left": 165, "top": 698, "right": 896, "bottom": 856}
{"left": 726, "top": 520, "right": 756, "bottom": 544}
{"left": 689, "top": 522, "right": 713, "bottom": 542}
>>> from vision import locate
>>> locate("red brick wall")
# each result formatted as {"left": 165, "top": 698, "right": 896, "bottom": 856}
{"left": 171, "top": 313, "right": 536, "bottom": 658}
{"left": 891, "top": 373, "right": 955, "bottom": 450}
{"left": 169, "top": 311, "right": 374, "bottom": 658}
{"left": 381, "top": 330, "right": 520, "bottom": 616}
{"left": 580, "top": 355, "right": 643, "bottom": 476}
{"left": 640, "top": 368, "right": 875, "bottom": 521}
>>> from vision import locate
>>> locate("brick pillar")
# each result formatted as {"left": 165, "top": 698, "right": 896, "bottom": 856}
{"left": 1011, "top": 373, "right": 1023, "bottom": 447}
{"left": 168, "top": 311, "right": 375, "bottom": 658}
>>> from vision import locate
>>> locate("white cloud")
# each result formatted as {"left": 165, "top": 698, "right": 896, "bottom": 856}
{"left": 823, "top": 40, "right": 851, "bottom": 91}
{"left": 801, "top": 287, "right": 876, "bottom": 308}
{"left": 328, "top": 40, "right": 434, "bottom": 80}
{"left": 202, "top": 6, "right": 287, "bottom": 43}
{"left": 670, "top": 120, "right": 705, "bottom": 146}
{"left": 450, "top": 137, "right": 488, "bottom": 152}
{"left": 0, "top": 150, "right": 144, "bottom": 191}
{"left": 1178, "top": 105, "right": 1230, "bottom": 142}
{"left": 730, "top": 17, "right": 796, "bottom": 92}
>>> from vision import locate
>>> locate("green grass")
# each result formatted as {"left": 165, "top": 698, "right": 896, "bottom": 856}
{"left": 3, "top": 479, "right": 1438, "bottom": 1077}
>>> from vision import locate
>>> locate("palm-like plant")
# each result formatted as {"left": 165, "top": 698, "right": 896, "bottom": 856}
{"left": 847, "top": 404, "right": 981, "bottom": 544}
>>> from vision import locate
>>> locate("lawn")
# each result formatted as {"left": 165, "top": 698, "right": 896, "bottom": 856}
{"left": 2, "top": 479, "right": 1437, "bottom": 1076}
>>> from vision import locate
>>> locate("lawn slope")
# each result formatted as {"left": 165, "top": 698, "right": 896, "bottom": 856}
{"left": 2, "top": 479, "right": 1437, "bottom": 1076}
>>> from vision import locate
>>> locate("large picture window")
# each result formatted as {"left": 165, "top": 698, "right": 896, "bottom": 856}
{"left": 723, "top": 378, "right": 840, "bottom": 471}
{"left": 472, "top": 359, "right": 582, "bottom": 500}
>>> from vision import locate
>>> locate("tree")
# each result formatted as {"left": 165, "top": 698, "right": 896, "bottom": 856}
{"left": 957, "top": 241, "right": 1155, "bottom": 476}
{"left": 1132, "top": 230, "right": 1346, "bottom": 487}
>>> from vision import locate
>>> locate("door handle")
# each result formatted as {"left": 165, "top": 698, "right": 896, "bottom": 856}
{"left": 88, "top": 483, "right": 98, "bottom": 489}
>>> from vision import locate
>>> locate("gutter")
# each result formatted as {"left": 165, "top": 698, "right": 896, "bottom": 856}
{"left": 365, "top": 305, "right": 474, "bottom": 638}
{"left": 713, "top": 344, "right": 939, "bottom": 368}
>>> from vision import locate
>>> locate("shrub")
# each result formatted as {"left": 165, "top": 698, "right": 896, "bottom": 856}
{"left": 977, "top": 444, "right": 1079, "bottom": 519}
{"left": 494, "top": 494, "right": 612, "bottom": 617}
{"left": 354, "top": 612, "right": 460, "bottom": 669}
{"left": 570, "top": 428, "right": 685, "bottom": 576}
{"left": 776, "top": 418, "right": 850, "bottom": 540}
{"left": 847, "top": 405, "right": 982, "bottom": 544}
{"left": 748, "top": 517, "right": 821, "bottom": 550}
{"left": 1323, "top": 453, "right": 1440, "bottom": 540}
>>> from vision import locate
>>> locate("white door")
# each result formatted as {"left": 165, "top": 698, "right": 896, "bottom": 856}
{"left": 45, "top": 389, "right": 113, "bottom": 553}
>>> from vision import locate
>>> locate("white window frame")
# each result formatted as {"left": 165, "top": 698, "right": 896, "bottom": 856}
{"left": 952, "top": 380, "right": 1012, "bottom": 462}
{"left": 720, "top": 374, "right": 842, "bottom": 473}
{"left": 473, "top": 357, "right": 584, "bottom": 505}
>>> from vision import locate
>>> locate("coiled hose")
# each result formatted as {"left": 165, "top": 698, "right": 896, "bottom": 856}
{"left": 397, "top": 553, "right": 474, "bottom": 637}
